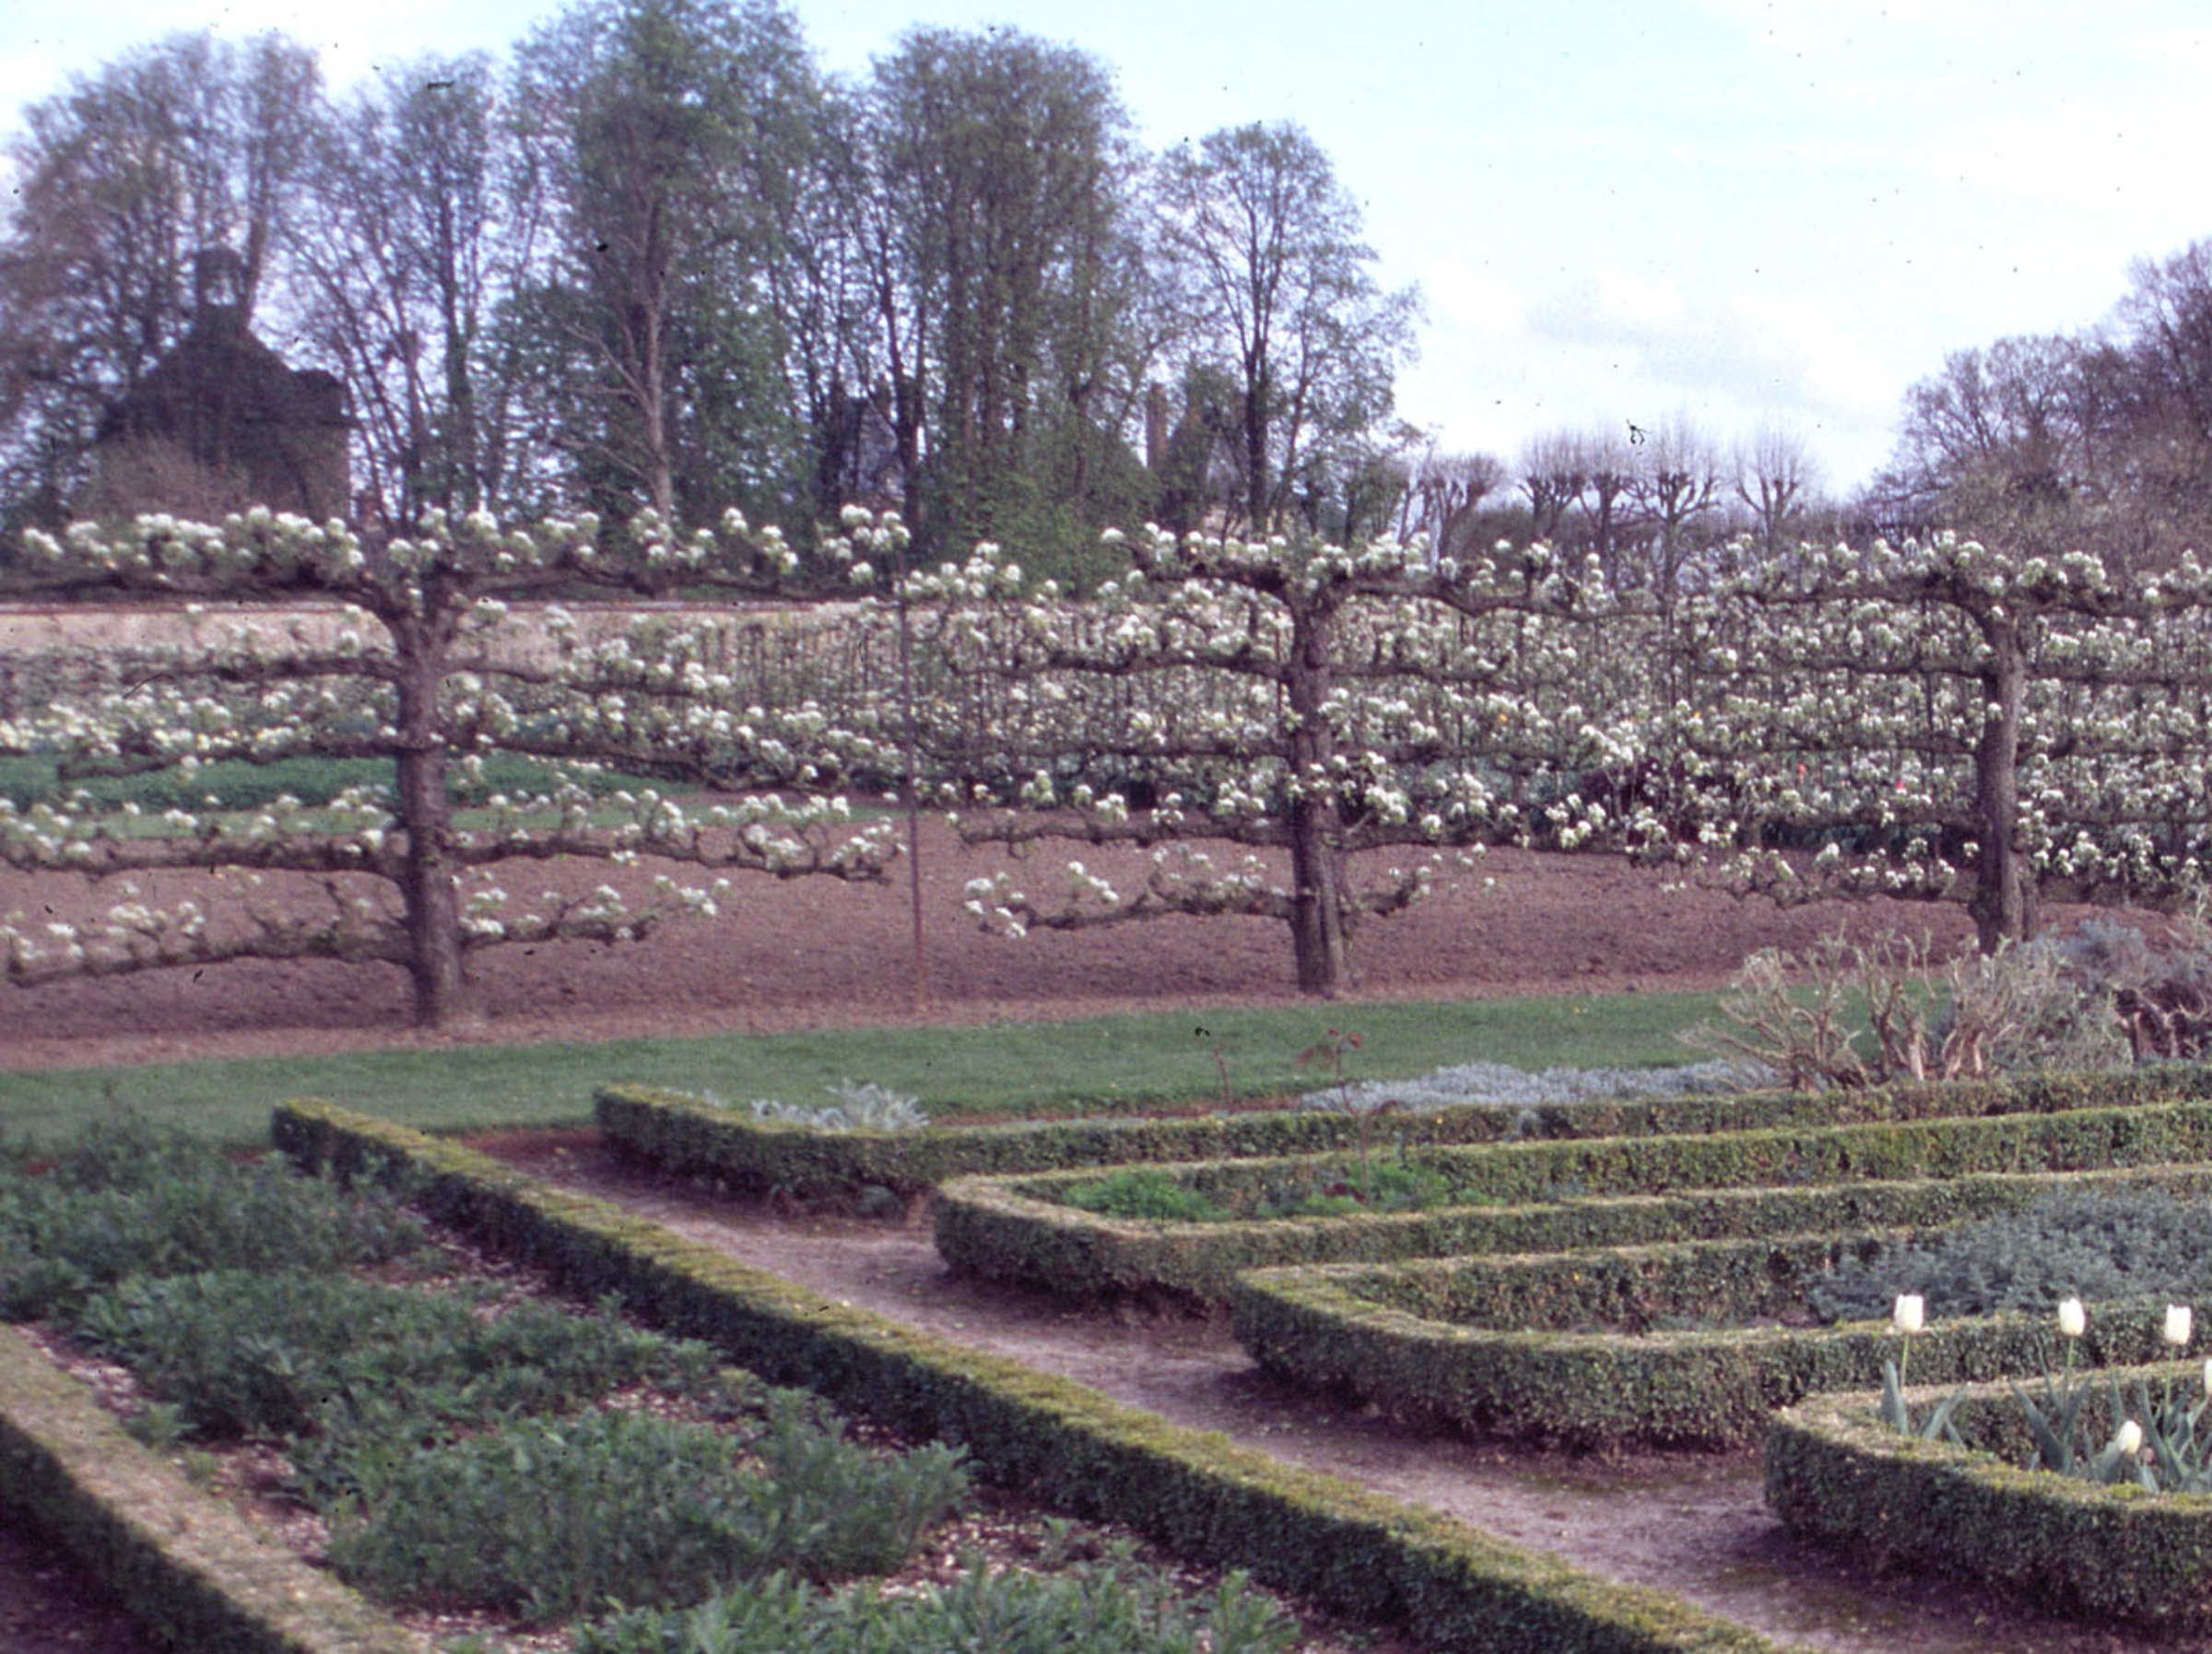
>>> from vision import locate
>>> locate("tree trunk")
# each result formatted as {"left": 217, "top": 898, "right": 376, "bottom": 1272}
{"left": 1284, "top": 591, "right": 1347, "bottom": 994}
{"left": 1287, "top": 799, "right": 1348, "bottom": 994}
{"left": 1968, "top": 612, "right": 2036, "bottom": 953}
{"left": 391, "top": 616, "right": 472, "bottom": 1026}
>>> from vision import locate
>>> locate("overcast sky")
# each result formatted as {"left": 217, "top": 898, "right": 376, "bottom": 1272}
{"left": 6, "top": 0, "right": 2208, "bottom": 497}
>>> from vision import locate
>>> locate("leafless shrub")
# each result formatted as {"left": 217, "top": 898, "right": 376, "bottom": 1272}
{"left": 1682, "top": 930, "right": 2129, "bottom": 1091}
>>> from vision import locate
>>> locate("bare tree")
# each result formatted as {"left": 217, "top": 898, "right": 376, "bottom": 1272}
{"left": 288, "top": 54, "right": 545, "bottom": 523}
{"left": 1631, "top": 416, "right": 1723, "bottom": 601}
{"left": 1861, "top": 334, "right": 2094, "bottom": 556}
{"left": 1153, "top": 122, "right": 1418, "bottom": 535}
{"left": 1733, "top": 424, "right": 1821, "bottom": 558}
{"left": 1394, "top": 447, "right": 1507, "bottom": 559}
{"left": 1581, "top": 425, "right": 1639, "bottom": 589}
{"left": 1517, "top": 429, "right": 1586, "bottom": 544}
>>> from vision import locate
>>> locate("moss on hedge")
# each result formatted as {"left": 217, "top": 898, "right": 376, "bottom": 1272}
{"left": 276, "top": 1098, "right": 1795, "bottom": 1654}
{"left": 1767, "top": 1372, "right": 2212, "bottom": 1631}
{"left": 596, "top": 1064, "right": 2212, "bottom": 1199}
{"left": 1230, "top": 1231, "right": 2201, "bottom": 1449}
{"left": 0, "top": 1325, "right": 429, "bottom": 1654}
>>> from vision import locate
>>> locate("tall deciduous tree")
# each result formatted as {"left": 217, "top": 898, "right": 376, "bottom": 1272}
{"left": 1153, "top": 122, "right": 1418, "bottom": 536}
{"left": 289, "top": 54, "right": 543, "bottom": 525}
{"left": 511, "top": 0, "right": 820, "bottom": 527}
{"left": 1734, "top": 425, "right": 1822, "bottom": 560}
{"left": 1864, "top": 334, "right": 2094, "bottom": 557}
{"left": 860, "top": 27, "right": 1155, "bottom": 578}
{"left": 0, "top": 30, "right": 321, "bottom": 529}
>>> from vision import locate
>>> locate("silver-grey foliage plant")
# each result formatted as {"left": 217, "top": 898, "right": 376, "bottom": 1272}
{"left": 1304, "top": 1057, "right": 1774, "bottom": 1117}
{"left": 717, "top": 1080, "right": 930, "bottom": 1132}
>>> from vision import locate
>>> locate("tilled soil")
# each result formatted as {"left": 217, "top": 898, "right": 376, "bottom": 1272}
{"left": 0, "top": 825, "right": 2013, "bottom": 1070}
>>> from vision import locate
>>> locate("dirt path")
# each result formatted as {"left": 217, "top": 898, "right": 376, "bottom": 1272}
{"left": 485, "top": 1134, "right": 2162, "bottom": 1654}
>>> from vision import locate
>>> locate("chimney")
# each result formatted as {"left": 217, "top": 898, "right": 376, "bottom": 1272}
{"left": 191, "top": 247, "right": 246, "bottom": 327}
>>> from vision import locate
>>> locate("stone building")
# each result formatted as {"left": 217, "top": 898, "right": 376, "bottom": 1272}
{"left": 85, "top": 250, "right": 351, "bottom": 523}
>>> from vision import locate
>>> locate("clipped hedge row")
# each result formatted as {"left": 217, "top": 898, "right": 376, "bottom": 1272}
{"left": 941, "top": 1160, "right": 2212, "bottom": 1305}
{"left": 1767, "top": 1372, "right": 2212, "bottom": 1632}
{"left": 0, "top": 1325, "right": 429, "bottom": 1654}
{"left": 932, "top": 1096, "right": 2212, "bottom": 1302}
{"left": 1230, "top": 1231, "right": 2200, "bottom": 1449}
{"left": 595, "top": 1066, "right": 2212, "bottom": 1199}
{"left": 272, "top": 1099, "right": 1798, "bottom": 1654}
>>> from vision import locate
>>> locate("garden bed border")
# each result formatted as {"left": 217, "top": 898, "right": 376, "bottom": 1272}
{"left": 594, "top": 1067, "right": 2212, "bottom": 1199}
{"left": 0, "top": 1324, "right": 429, "bottom": 1654}
{"left": 1230, "top": 1228, "right": 2197, "bottom": 1449}
{"left": 1766, "top": 1371, "right": 2212, "bottom": 1632}
{"left": 931, "top": 1095, "right": 2212, "bottom": 1303}
{"left": 274, "top": 1097, "right": 1798, "bottom": 1654}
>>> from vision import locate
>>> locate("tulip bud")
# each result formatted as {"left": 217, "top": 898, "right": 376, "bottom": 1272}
{"left": 2203, "top": 1357, "right": 2211, "bottom": 1397}
{"left": 2057, "top": 1297, "right": 2086, "bottom": 1339}
{"left": 2167, "top": 1305, "right": 2194, "bottom": 1347}
{"left": 1893, "top": 1294, "right": 1924, "bottom": 1335}
{"left": 2116, "top": 1419, "right": 2145, "bottom": 1456}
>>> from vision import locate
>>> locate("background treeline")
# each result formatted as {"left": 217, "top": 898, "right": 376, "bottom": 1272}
{"left": 0, "top": 2, "right": 1420, "bottom": 589}
{"left": 8, "top": 1, "right": 2212, "bottom": 595}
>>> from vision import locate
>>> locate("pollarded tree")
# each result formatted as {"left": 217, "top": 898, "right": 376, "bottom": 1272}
{"left": 0, "top": 508, "right": 894, "bottom": 1026}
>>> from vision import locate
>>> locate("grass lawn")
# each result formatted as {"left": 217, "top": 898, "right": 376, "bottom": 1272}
{"left": 0, "top": 989, "right": 1725, "bottom": 1147}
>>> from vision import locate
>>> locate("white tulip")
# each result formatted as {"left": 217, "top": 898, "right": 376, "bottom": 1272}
{"left": 2057, "top": 1297, "right": 2086, "bottom": 1339}
{"left": 2116, "top": 1420, "right": 2145, "bottom": 1457}
{"left": 2167, "top": 1305, "right": 2194, "bottom": 1347}
{"left": 1892, "top": 1295, "right": 1924, "bottom": 1336}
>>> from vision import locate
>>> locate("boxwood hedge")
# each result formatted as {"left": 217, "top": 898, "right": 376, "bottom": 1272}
{"left": 0, "top": 1324, "right": 429, "bottom": 1654}
{"left": 1767, "top": 1371, "right": 2212, "bottom": 1632}
{"left": 1230, "top": 1231, "right": 2203, "bottom": 1449}
{"left": 933, "top": 1094, "right": 2212, "bottom": 1303}
{"left": 274, "top": 1099, "right": 1795, "bottom": 1654}
{"left": 596, "top": 1066, "right": 2212, "bottom": 1200}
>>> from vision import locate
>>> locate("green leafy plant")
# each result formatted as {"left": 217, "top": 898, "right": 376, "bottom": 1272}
{"left": 1877, "top": 1292, "right": 1967, "bottom": 1443}
{"left": 65, "top": 1270, "right": 715, "bottom": 1447}
{"left": 1809, "top": 1187, "right": 2212, "bottom": 1325}
{"left": 2012, "top": 1297, "right": 2095, "bottom": 1477}
{"left": 1254, "top": 1155, "right": 1456, "bottom": 1219}
{"left": 572, "top": 1554, "right": 1298, "bottom": 1654}
{"left": 327, "top": 1390, "right": 969, "bottom": 1623}
{"left": 1062, "top": 1169, "right": 1233, "bottom": 1225}
{"left": 2009, "top": 1297, "right": 2212, "bottom": 1493}
{"left": 0, "top": 1114, "right": 429, "bottom": 1319}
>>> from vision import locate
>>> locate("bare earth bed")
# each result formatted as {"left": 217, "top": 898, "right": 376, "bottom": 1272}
{"left": 0, "top": 823, "right": 2009, "bottom": 1068}
{"left": 0, "top": 833, "right": 2166, "bottom": 1652}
